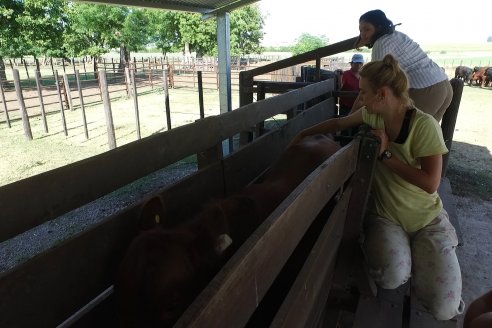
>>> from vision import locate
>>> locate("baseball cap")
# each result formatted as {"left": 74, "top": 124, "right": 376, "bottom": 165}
{"left": 351, "top": 54, "right": 364, "bottom": 63}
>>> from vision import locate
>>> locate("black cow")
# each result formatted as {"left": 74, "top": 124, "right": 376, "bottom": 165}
{"left": 485, "top": 68, "right": 492, "bottom": 87}
{"left": 454, "top": 66, "right": 473, "bottom": 84}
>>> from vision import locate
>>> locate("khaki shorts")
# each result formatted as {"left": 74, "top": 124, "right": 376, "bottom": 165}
{"left": 409, "top": 79, "right": 453, "bottom": 122}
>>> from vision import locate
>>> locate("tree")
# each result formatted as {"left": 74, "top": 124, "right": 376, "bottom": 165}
{"left": 0, "top": 0, "right": 24, "bottom": 80}
{"left": 291, "top": 33, "right": 328, "bottom": 56}
{"left": 0, "top": 0, "right": 68, "bottom": 71}
{"left": 120, "top": 9, "right": 151, "bottom": 64}
{"left": 66, "top": 4, "right": 127, "bottom": 59}
{"left": 147, "top": 10, "right": 181, "bottom": 56}
{"left": 176, "top": 12, "right": 217, "bottom": 57}
{"left": 16, "top": 0, "right": 69, "bottom": 58}
{"left": 230, "top": 4, "right": 264, "bottom": 56}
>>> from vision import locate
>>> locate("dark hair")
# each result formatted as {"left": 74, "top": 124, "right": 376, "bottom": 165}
{"left": 359, "top": 54, "right": 413, "bottom": 108}
{"left": 357, "top": 9, "right": 395, "bottom": 49}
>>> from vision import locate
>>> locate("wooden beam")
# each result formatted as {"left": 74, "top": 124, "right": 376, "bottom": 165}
{"left": 270, "top": 184, "right": 353, "bottom": 327}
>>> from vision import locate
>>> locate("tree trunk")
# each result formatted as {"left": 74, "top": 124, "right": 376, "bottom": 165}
{"left": 184, "top": 42, "right": 190, "bottom": 56}
{"left": 0, "top": 57, "right": 6, "bottom": 81}
{"left": 119, "top": 43, "right": 130, "bottom": 70}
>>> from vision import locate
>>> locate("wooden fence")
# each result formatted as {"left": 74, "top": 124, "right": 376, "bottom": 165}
{"left": 0, "top": 55, "right": 349, "bottom": 147}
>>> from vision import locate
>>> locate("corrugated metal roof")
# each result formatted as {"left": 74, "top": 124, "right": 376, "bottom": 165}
{"left": 78, "top": 0, "right": 259, "bottom": 15}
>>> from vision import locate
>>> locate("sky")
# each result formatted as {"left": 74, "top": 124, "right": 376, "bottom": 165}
{"left": 258, "top": 0, "right": 492, "bottom": 46}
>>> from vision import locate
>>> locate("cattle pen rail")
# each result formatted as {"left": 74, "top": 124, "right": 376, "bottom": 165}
{"left": 0, "top": 42, "right": 464, "bottom": 326}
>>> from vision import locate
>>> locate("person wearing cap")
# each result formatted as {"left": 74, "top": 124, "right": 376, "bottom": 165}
{"left": 339, "top": 54, "right": 364, "bottom": 116}
{"left": 351, "top": 9, "right": 452, "bottom": 122}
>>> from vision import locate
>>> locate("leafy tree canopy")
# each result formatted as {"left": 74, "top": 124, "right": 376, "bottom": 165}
{"left": 1, "top": 2, "right": 265, "bottom": 60}
{"left": 292, "top": 33, "right": 328, "bottom": 56}
{"left": 1, "top": 0, "right": 68, "bottom": 58}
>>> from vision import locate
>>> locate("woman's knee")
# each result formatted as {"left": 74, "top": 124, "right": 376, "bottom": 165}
{"left": 367, "top": 263, "right": 410, "bottom": 289}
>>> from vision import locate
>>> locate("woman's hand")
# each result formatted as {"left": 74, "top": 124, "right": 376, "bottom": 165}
{"left": 371, "top": 129, "right": 389, "bottom": 156}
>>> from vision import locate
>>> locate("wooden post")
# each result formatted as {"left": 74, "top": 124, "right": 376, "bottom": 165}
{"left": 63, "top": 73, "right": 74, "bottom": 111}
{"left": 72, "top": 58, "right": 76, "bottom": 76}
{"left": 35, "top": 58, "right": 40, "bottom": 72}
{"left": 124, "top": 67, "right": 132, "bottom": 98}
{"left": 99, "top": 70, "right": 116, "bottom": 149}
{"left": 239, "top": 71, "right": 254, "bottom": 106}
{"left": 35, "top": 70, "right": 49, "bottom": 133}
{"left": 149, "top": 66, "right": 153, "bottom": 90}
{"left": 61, "top": 57, "right": 66, "bottom": 73}
{"left": 255, "top": 82, "right": 266, "bottom": 137}
{"left": 95, "top": 69, "right": 103, "bottom": 102}
{"left": 0, "top": 74, "right": 11, "bottom": 128}
{"left": 162, "top": 69, "right": 171, "bottom": 130}
{"left": 83, "top": 58, "right": 87, "bottom": 79}
{"left": 12, "top": 68, "right": 33, "bottom": 140}
{"left": 198, "top": 71, "right": 204, "bottom": 119}
{"left": 192, "top": 64, "right": 196, "bottom": 89}
{"left": 130, "top": 68, "right": 141, "bottom": 139}
{"left": 23, "top": 59, "right": 30, "bottom": 80}
{"left": 441, "top": 78, "right": 464, "bottom": 177}
{"left": 215, "top": 64, "right": 219, "bottom": 90}
{"left": 54, "top": 70, "right": 68, "bottom": 136}
{"left": 75, "top": 70, "right": 89, "bottom": 140}
{"left": 168, "top": 64, "right": 174, "bottom": 88}
{"left": 50, "top": 57, "right": 55, "bottom": 79}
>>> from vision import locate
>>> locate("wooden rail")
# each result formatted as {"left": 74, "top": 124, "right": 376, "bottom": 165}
{"left": 239, "top": 36, "right": 358, "bottom": 106}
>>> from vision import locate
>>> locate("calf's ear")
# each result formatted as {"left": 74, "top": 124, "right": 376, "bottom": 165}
{"left": 139, "top": 196, "right": 166, "bottom": 230}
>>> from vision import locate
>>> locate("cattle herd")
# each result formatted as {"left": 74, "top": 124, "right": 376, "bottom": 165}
{"left": 114, "top": 134, "right": 341, "bottom": 327}
{"left": 455, "top": 65, "right": 492, "bottom": 87}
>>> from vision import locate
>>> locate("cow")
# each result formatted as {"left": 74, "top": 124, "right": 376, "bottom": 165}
{"left": 485, "top": 68, "right": 492, "bottom": 88}
{"left": 114, "top": 134, "right": 341, "bottom": 327}
{"left": 454, "top": 66, "right": 473, "bottom": 84}
{"left": 469, "top": 67, "right": 492, "bottom": 88}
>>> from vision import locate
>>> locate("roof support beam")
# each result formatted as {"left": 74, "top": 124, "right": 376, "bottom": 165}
{"left": 216, "top": 12, "right": 232, "bottom": 116}
{"left": 216, "top": 12, "right": 233, "bottom": 153}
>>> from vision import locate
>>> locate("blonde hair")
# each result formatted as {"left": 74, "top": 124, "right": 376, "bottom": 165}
{"left": 359, "top": 54, "right": 414, "bottom": 107}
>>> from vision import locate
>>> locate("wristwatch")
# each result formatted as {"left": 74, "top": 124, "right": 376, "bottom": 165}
{"left": 380, "top": 149, "right": 392, "bottom": 160}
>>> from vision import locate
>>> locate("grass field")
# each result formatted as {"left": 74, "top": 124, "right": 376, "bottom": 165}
{"left": 0, "top": 87, "right": 239, "bottom": 186}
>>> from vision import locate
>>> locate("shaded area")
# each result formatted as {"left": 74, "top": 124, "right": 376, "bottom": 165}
{"left": 447, "top": 141, "right": 492, "bottom": 200}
